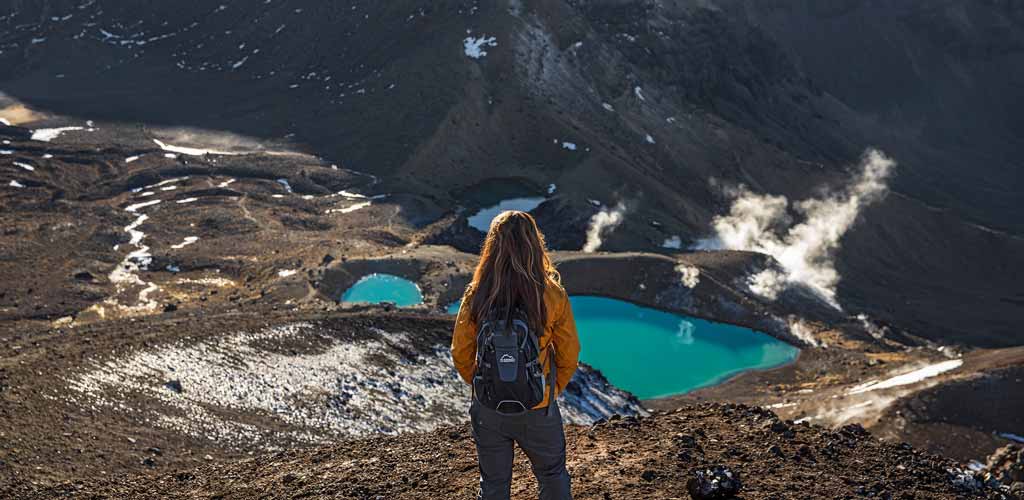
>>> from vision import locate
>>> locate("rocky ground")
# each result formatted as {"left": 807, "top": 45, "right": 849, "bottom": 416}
{"left": 3, "top": 403, "right": 1011, "bottom": 499}
{"left": 1, "top": 112, "right": 1022, "bottom": 495}
{"left": 0, "top": 304, "right": 646, "bottom": 486}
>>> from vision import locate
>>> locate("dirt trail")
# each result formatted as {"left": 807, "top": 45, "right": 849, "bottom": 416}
{"left": 235, "top": 195, "right": 265, "bottom": 230}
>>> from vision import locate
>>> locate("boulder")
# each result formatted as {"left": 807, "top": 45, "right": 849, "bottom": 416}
{"left": 164, "top": 379, "right": 184, "bottom": 393}
{"left": 987, "top": 444, "right": 1024, "bottom": 485}
{"left": 687, "top": 465, "right": 742, "bottom": 499}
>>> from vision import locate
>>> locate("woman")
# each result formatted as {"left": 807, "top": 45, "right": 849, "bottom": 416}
{"left": 451, "top": 210, "right": 580, "bottom": 500}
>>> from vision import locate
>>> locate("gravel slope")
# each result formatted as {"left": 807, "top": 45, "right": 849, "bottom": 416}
{"left": 6, "top": 403, "right": 1004, "bottom": 499}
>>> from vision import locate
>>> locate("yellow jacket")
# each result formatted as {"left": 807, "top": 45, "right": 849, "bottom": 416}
{"left": 451, "top": 281, "right": 580, "bottom": 409}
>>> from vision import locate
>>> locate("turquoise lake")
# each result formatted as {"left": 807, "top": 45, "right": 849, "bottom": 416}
{"left": 341, "top": 273, "right": 424, "bottom": 306}
{"left": 447, "top": 295, "right": 798, "bottom": 399}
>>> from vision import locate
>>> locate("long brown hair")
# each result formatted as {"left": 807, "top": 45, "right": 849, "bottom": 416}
{"left": 464, "top": 210, "right": 559, "bottom": 332}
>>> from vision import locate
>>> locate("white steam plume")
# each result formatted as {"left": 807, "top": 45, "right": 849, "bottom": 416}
{"left": 582, "top": 202, "right": 627, "bottom": 253}
{"left": 675, "top": 263, "right": 701, "bottom": 288}
{"left": 699, "top": 149, "right": 895, "bottom": 309}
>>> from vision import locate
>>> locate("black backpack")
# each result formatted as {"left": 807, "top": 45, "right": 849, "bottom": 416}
{"left": 472, "top": 308, "right": 556, "bottom": 416}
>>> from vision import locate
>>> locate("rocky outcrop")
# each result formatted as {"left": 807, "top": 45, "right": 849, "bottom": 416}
{"left": 986, "top": 445, "right": 1024, "bottom": 499}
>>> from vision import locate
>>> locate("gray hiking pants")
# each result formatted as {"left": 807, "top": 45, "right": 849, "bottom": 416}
{"left": 469, "top": 400, "right": 572, "bottom": 500}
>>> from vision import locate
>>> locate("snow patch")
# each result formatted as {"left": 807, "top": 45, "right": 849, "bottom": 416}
{"left": 326, "top": 201, "right": 372, "bottom": 214}
{"left": 170, "top": 236, "right": 199, "bottom": 249}
{"left": 31, "top": 127, "right": 86, "bottom": 142}
{"left": 126, "top": 200, "right": 162, "bottom": 213}
{"left": 463, "top": 35, "right": 497, "bottom": 59}
{"left": 95, "top": 205, "right": 162, "bottom": 317}
{"left": 153, "top": 139, "right": 240, "bottom": 156}
{"left": 59, "top": 323, "right": 637, "bottom": 447}
{"left": 14, "top": 162, "right": 34, "bottom": 171}
{"left": 9, "top": 180, "right": 24, "bottom": 188}
{"left": 145, "top": 177, "right": 188, "bottom": 190}
{"left": 177, "top": 277, "right": 236, "bottom": 288}
{"left": 847, "top": 359, "right": 963, "bottom": 395}
{"left": 337, "top": 190, "right": 367, "bottom": 199}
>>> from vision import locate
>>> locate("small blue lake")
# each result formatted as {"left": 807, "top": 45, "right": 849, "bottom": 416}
{"left": 446, "top": 295, "right": 798, "bottom": 399}
{"left": 341, "top": 273, "right": 423, "bottom": 306}
{"left": 467, "top": 197, "right": 546, "bottom": 232}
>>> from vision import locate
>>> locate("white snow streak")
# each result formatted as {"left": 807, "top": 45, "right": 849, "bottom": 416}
{"left": 126, "top": 199, "right": 162, "bottom": 213}
{"left": 846, "top": 359, "right": 963, "bottom": 395}
{"left": 31, "top": 127, "right": 86, "bottom": 142}
{"left": 153, "top": 139, "right": 240, "bottom": 156}
{"left": 170, "top": 236, "right": 199, "bottom": 249}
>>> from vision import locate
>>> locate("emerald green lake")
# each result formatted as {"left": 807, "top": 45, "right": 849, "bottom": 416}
{"left": 447, "top": 295, "right": 799, "bottom": 399}
{"left": 341, "top": 273, "right": 423, "bottom": 306}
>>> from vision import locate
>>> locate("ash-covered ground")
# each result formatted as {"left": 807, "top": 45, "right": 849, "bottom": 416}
{"left": 8, "top": 404, "right": 1013, "bottom": 499}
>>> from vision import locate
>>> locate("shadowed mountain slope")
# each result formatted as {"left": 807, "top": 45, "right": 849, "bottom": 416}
{"left": 1, "top": 2, "right": 1021, "bottom": 342}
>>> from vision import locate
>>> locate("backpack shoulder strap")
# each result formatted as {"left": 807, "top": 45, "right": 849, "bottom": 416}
{"left": 545, "top": 346, "right": 556, "bottom": 416}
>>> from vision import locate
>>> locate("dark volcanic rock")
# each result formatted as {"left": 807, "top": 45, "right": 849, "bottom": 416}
{"left": 686, "top": 465, "right": 742, "bottom": 499}
{"left": 987, "top": 444, "right": 1024, "bottom": 486}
